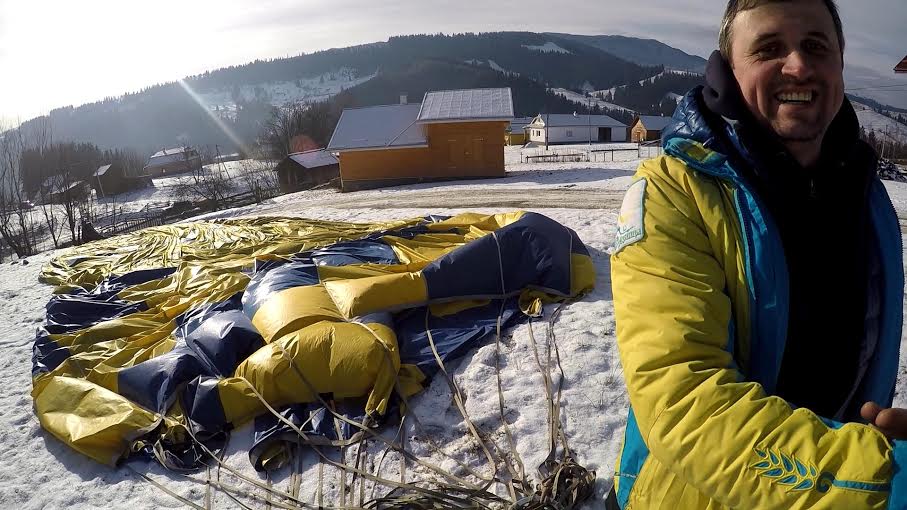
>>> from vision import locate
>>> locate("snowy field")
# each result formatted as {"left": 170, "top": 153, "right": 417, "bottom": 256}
{"left": 3, "top": 144, "right": 907, "bottom": 509}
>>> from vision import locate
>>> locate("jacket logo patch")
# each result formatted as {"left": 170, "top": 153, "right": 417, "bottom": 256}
{"left": 613, "top": 179, "right": 646, "bottom": 254}
{"left": 751, "top": 448, "right": 889, "bottom": 495}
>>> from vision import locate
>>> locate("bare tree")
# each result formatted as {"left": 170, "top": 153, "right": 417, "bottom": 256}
{"left": 236, "top": 158, "right": 278, "bottom": 202}
{"left": 0, "top": 127, "right": 39, "bottom": 257}
{"left": 176, "top": 160, "right": 235, "bottom": 208}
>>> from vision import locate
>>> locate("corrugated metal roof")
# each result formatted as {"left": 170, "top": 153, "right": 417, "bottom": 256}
{"left": 530, "top": 113, "right": 626, "bottom": 128}
{"left": 287, "top": 149, "right": 338, "bottom": 169}
{"left": 94, "top": 164, "right": 113, "bottom": 177}
{"left": 510, "top": 117, "right": 534, "bottom": 128}
{"left": 637, "top": 115, "right": 673, "bottom": 131}
{"left": 327, "top": 104, "right": 428, "bottom": 151}
{"left": 417, "top": 88, "right": 514, "bottom": 123}
{"left": 896, "top": 54, "right": 907, "bottom": 73}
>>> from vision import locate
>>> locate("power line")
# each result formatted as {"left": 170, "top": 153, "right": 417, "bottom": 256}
{"left": 845, "top": 83, "right": 907, "bottom": 91}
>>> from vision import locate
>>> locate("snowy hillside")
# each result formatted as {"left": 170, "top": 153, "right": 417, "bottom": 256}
{"left": 853, "top": 101, "right": 907, "bottom": 145}
{"left": 522, "top": 42, "right": 572, "bottom": 54}
{"left": 198, "top": 68, "right": 377, "bottom": 120}
{"left": 550, "top": 87, "right": 636, "bottom": 114}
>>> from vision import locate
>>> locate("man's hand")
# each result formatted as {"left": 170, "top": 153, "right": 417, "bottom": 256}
{"left": 861, "top": 402, "right": 907, "bottom": 440}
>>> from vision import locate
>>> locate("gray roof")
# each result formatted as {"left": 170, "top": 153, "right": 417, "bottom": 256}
{"left": 530, "top": 113, "right": 626, "bottom": 128}
{"left": 510, "top": 117, "right": 534, "bottom": 129}
{"left": 636, "top": 115, "right": 673, "bottom": 131}
{"left": 287, "top": 149, "right": 338, "bottom": 169}
{"left": 94, "top": 164, "right": 113, "bottom": 177}
{"left": 417, "top": 88, "right": 514, "bottom": 123}
{"left": 327, "top": 104, "right": 428, "bottom": 152}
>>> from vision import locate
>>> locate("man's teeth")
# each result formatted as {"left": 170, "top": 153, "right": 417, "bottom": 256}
{"left": 777, "top": 91, "right": 813, "bottom": 102}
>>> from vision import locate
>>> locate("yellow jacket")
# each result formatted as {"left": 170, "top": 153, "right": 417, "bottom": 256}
{"left": 611, "top": 96, "right": 906, "bottom": 508}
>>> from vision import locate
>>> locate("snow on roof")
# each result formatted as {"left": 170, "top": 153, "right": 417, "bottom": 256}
{"left": 287, "top": 149, "right": 338, "bottom": 169}
{"left": 327, "top": 104, "right": 427, "bottom": 152}
{"left": 531, "top": 113, "right": 626, "bottom": 128}
{"left": 150, "top": 147, "right": 195, "bottom": 159}
{"left": 636, "top": 115, "right": 673, "bottom": 131}
{"left": 94, "top": 164, "right": 113, "bottom": 177}
{"left": 510, "top": 117, "right": 534, "bottom": 128}
{"left": 417, "top": 88, "right": 514, "bottom": 123}
{"left": 896, "top": 54, "right": 907, "bottom": 73}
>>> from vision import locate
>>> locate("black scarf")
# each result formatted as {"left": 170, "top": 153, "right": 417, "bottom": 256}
{"left": 701, "top": 50, "right": 876, "bottom": 419}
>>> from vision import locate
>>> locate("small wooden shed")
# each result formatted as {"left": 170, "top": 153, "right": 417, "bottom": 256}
{"left": 274, "top": 149, "right": 340, "bottom": 193}
{"left": 630, "top": 115, "right": 673, "bottom": 143}
{"left": 328, "top": 88, "right": 514, "bottom": 192}
{"left": 92, "top": 163, "right": 151, "bottom": 197}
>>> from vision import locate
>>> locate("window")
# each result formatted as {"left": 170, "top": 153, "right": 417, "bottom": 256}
{"left": 566, "top": 130, "right": 573, "bottom": 137}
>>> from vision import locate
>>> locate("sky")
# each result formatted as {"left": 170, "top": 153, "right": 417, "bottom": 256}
{"left": 1, "top": 0, "right": 906, "bottom": 126}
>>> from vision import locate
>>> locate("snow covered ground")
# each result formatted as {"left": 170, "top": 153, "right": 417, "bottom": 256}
{"left": 3, "top": 144, "right": 907, "bottom": 509}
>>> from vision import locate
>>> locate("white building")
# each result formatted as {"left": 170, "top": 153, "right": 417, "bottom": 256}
{"left": 526, "top": 113, "right": 627, "bottom": 145}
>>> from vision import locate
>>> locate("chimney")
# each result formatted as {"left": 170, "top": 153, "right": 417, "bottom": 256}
{"left": 400, "top": 94, "right": 408, "bottom": 105}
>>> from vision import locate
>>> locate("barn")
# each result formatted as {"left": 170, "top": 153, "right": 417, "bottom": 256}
{"left": 143, "top": 147, "right": 203, "bottom": 178}
{"left": 629, "top": 115, "right": 674, "bottom": 142}
{"left": 526, "top": 114, "right": 627, "bottom": 145}
{"left": 274, "top": 149, "right": 340, "bottom": 193}
{"left": 92, "top": 163, "right": 152, "bottom": 198}
{"left": 327, "top": 88, "right": 513, "bottom": 192}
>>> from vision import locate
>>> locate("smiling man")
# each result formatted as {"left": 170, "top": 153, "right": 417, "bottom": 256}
{"left": 608, "top": 1, "right": 907, "bottom": 509}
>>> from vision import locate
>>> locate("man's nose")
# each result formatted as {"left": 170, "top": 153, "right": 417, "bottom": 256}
{"left": 781, "top": 50, "right": 814, "bottom": 81}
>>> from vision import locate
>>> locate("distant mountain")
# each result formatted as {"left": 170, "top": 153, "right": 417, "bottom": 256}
{"left": 549, "top": 34, "right": 708, "bottom": 73}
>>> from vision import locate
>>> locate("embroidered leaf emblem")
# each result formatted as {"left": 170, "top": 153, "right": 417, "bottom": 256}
{"left": 750, "top": 448, "right": 822, "bottom": 493}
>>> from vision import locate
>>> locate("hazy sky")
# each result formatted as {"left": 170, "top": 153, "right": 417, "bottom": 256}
{"left": 1, "top": 0, "right": 906, "bottom": 125}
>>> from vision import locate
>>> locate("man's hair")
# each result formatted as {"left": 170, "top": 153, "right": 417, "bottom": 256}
{"left": 718, "top": 0, "right": 845, "bottom": 60}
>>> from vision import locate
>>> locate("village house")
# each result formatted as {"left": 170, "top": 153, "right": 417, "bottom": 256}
{"left": 526, "top": 113, "right": 627, "bottom": 145}
{"left": 629, "top": 115, "right": 673, "bottom": 143}
{"left": 274, "top": 149, "right": 340, "bottom": 193}
{"left": 327, "top": 87, "right": 513, "bottom": 191}
{"left": 506, "top": 117, "right": 534, "bottom": 145}
{"left": 142, "top": 147, "right": 203, "bottom": 178}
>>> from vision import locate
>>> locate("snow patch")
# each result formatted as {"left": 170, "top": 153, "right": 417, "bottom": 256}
{"left": 522, "top": 42, "right": 571, "bottom": 54}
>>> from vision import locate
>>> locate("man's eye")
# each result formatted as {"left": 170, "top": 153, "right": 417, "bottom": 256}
{"left": 804, "top": 40, "right": 829, "bottom": 53}
{"left": 756, "top": 45, "right": 779, "bottom": 58}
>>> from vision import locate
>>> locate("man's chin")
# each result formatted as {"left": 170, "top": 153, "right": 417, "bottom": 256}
{"left": 771, "top": 122, "right": 824, "bottom": 143}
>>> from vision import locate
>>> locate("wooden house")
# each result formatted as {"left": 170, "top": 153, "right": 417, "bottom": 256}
{"left": 327, "top": 88, "right": 513, "bottom": 191}
{"left": 629, "top": 115, "right": 674, "bottom": 143}
{"left": 896, "top": 54, "right": 907, "bottom": 73}
{"left": 275, "top": 149, "right": 340, "bottom": 193}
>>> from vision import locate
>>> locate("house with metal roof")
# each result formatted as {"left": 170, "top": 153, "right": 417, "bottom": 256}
{"left": 629, "top": 115, "right": 674, "bottom": 142}
{"left": 143, "top": 147, "right": 202, "bottom": 178}
{"left": 274, "top": 149, "right": 340, "bottom": 193}
{"left": 327, "top": 88, "right": 514, "bottom": 191}
{"left": 525, "top": 113, "right": 628, "bottom": 145}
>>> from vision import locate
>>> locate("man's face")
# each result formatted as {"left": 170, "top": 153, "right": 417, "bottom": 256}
{"left": 728, "top": 0, "right": 845, "bottom": 144}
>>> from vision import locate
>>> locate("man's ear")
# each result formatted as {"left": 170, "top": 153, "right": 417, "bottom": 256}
{"left": 703, "top": 49, "right": 748, "bottom": 121}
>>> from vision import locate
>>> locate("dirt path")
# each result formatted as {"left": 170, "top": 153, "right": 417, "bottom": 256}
{"left": 259, "top": 187, "right": 627, "bottom": 213}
